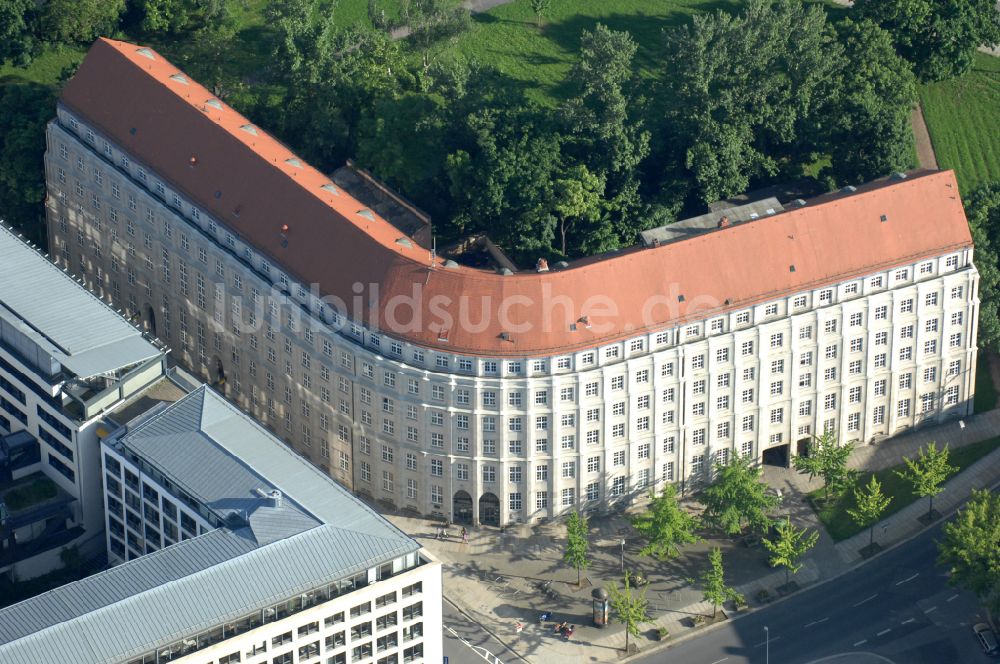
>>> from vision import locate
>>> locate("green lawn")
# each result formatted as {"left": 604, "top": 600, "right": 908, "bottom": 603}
{"left": 974, "top": 351, "right": 998, "bottom": 414}
{"left": 0, "top": 43, "right": 85, "bottom": 86}
{"left": 919, "top": 53, "right": 1000, "bottom": 195}
{"left": 810, "top": 436, "right": 1000, "bottom": 541}
{"left": 429, "top": 0, "right": 740, "bottom": 106}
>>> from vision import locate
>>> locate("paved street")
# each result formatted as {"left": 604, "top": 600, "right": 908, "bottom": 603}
{"left": 443, "top": 598, "right": 515, "bottom": 664}
{"left": 384, "top": 408, "right": 1000, "bottom": 662}
{"left": 646, "top": 518, "right": 987, "bottom": 664}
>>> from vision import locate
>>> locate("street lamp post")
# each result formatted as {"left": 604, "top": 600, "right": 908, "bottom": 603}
{"left": 620, "top": 539, "right": 625, "bottom": 573}
{"left": 764, "top": 626, "right": 769, "bottom": 664}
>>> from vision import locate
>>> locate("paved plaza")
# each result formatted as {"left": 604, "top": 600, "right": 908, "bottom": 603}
{"left": 387, "top": 407, "right": 1000, "bottom": 662}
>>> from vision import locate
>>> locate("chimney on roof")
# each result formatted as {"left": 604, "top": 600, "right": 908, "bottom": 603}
{"left": 536, "top": 258, "right": 549, "bottom": 272}
{"left": 718, "top": 216, "right": 731, "bottom": 228}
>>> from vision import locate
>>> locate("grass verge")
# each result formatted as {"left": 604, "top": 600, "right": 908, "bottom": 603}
{"left": 809, "top": 435, "right": 1000, "bottom": 541}
{"left": 918, "top": 53, "right": 1000, "bottom": 195}
{"left": 974, "top": 351, "right": 998, "bottom": 414}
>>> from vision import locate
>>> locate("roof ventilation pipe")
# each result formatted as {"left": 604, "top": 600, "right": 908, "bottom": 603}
{"left": 269, "top": 490, "right": 283, "bottom": 508}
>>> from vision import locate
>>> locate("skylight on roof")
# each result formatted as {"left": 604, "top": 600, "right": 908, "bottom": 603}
{"left": 285, "top": 158, "right": 302, "bottom": 168}
{"left": 205, "top": 98, "right": 223, "bottom": 110}
{"left": 169, "top": 73, "right": 189, "bottom": 85}
{"left": 357, "top": 209, "right": 375, "bottom": 221}
{"left": 240, "top": 124, "right": 258, "bottom": 136}
{"left": 320, "top": 184, "right": 340, "bottom": 195}
{"left": 136, "top": 48, "right": 155, "bottom": 60}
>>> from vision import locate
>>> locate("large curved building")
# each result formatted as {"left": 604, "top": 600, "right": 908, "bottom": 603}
{"left": 45, "top": 39, "right": 979, "bottom": 526}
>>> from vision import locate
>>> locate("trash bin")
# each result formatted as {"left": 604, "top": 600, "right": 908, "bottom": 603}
{"left": 592, "top": 587, "right": 609, "bottom": 627}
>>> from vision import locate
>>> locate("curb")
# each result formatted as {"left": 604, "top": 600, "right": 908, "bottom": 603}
{"left": 642, "top": 476, "right": 1000, "bottom": 660}
{"left": 442, "top": 593, "right": 531, "bottom": 664}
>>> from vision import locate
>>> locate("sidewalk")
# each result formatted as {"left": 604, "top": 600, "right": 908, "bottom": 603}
{"left": 386, "top": 411, "right": 1000, "bottom": 662}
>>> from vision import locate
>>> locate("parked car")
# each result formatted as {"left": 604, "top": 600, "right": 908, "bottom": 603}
{"left": 973, "top": 623, "right": 1000, "bottom": 656}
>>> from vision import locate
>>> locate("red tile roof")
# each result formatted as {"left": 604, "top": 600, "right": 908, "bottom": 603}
{"left": 60, "top": 39, "right": 974, "bottom": 357}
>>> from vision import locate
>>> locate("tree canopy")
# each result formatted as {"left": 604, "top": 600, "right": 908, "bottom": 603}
{"left": 895, "top": 442, "right": 957, "bottom": 520}
{"left": 0, "top": 83, "right": 56, "bottom": 245}
{"left": 822, "top": 19, "right": 917, "bottom": 185}
{"left": 701, "top": 547, "right": 743, "bottom": 618}
{"left": 793, "top": 432, "right": 856, "bottom": 501}
{"left": 848, "top": 475, "right": 892, "bottom": 547}
{"left": 763, "top": 516, "right": 819, "bottom": 585}
{"left": 658, "top": 0, "right": 841, "bottom": 204}
{"left": 937, "top": 490, "right": 1000, "bottom": 615}
{"left": 700, "top": 455, "right": 779, "bottom": 536}
{"left": 855, "top": 0, "right": 1000, "bottom": 81}
{"left": 607, "top": 571, "right": 651, "bottom": 653}
{"left": 965, "top": 183, "right": 1000, "bottom": 351}
{"left": 630, "top": 484, "right": 700, "bottom": 560}
{"left": 563, "top": 511, "right": 590, "bottom": 586}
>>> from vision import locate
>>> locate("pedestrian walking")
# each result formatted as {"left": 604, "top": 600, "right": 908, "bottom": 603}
{"left": 515, "top": 621, "right": 524, "bottom": 634}
{"left": 461, "top": 527, "right": 468, "bottom": 544}
{"left": 539, "top": 611, "right": 552, "bottom": 623}
{"left": 555, "top": 621, "right": 567, "bottom": 635}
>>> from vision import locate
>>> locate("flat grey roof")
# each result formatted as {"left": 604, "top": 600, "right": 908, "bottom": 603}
{"left": 0, "top": 224, "right": 161, "bottom": 379}
{"left": 0, "top": 525, "right": 417, "bottom": 664}
{"left": 0, "top": 386, "right": 420, "bottom": 664}
{"left": 116, "top": 385, "right": 409, "bottom": 544}
{"left": 640, "top": 197, "right": 785, "bottom": 246}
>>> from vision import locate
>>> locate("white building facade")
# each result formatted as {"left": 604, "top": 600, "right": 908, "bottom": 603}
{"left": 46, "top": 39, "right": 980, "bottom": 528}
{"left": 0, "top": 223, "right": 166, "bottom": 578}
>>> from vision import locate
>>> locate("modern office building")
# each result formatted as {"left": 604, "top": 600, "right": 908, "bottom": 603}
{"left": 0, "top": 383, "right": 441, "bottom": 664}
{"left": 0, "top": 223, "right": 166, "bottom": 579}
{"left": 46, "top": 38, "right": 979, "bottom": 527}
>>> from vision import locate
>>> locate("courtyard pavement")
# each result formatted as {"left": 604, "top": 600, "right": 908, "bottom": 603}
{"left": 385, "top": 408, "right": 1000, "bottom": 662}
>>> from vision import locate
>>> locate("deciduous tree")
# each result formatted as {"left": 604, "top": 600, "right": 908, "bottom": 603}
{"left": 701, "top": 547, "right": 743, "bottom": 618}
{"left": 848, "top": 475, "right": 893, "bottom": 547}
{"left": 0, "top": 0, "right": 38, "bottom": 65}
{"left": 563, "top": 24, "right": 650, "bottom": 245}
{"left": 855, "top": 0, "right": 1000, "bottom": 81}
{"left": 762, "top": 517, "right": 819, "bottom": 586}
{"left": 793, "top": 432, "right": 856, "bottom": 502}
{"left": 42, "top": 0, "right": 125, "bottom": 44}
{"left": 937, "top": 490, "right": 1000, "bottom": 618}
{"left": 563, "top": 511, "right": 590, "bottom": 586}
{"left": 965, "top": 183, "right": 1000, "bottom": 351}
{"left": 530, "top": 0, "right": 551, "bottom": 28}
{"left": 630, "top": 484, "right": 700, "bottom": 560}
{"left": 0, "top": 83, "right": 56, "bottom": 245}
{"left": 608, "top": 571, "right": 651, "bottom": 653}
{"left": 896, "top": 442, "right": 957, "bottom": 521}
{"left": 659, "top": 0, "right": 842, "bottom": 203}
{"left": 701, "top": 455, "right": 779, "bottom": 536}
{"left": 823, "top": 19, "right": 917, "bottom": 185}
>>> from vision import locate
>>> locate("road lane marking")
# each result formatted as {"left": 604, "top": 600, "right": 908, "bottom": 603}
{"left": 710, "top": 659, "right": 729, "bottom": 664}
{"left": 947, "top": 594, "right": 960, "bottom": 602}
{"left": 853, "top": 640, "right": 868, "bottom": 647}
{"left": 924, "top": 606, "right": 938, "bottom": 614}
{"left": 853, "top": 594, "right": 878, "bottom": 607}
{"left": 805, "top": 618, "right": 829, "bottom": 628}
{"left": 902, "top": 618, "right": 916, "bottom": 625}
{"left": 754, "top": 636, "right": 781, "bottom": 648}
{"left": 895, "top": 573, "right": 919, "bottom": 585}
{"left": 877, "top": 629, "right": 892, "bottom": 636}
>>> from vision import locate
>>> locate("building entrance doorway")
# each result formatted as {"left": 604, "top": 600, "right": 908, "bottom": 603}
{"left": 453, "top": 491, "right": 473, "bottom": 525}
{"left": 762, "top": 443, "right": 790, "bottom": 468}
{"left": 143, "top": 304, "right": 157, "bottom": 337}
{"left": 478, "top": 492, "right": 500, "bottom": 527}
{"left": 796, "top": 437, "right": 812, "bottom": 458}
